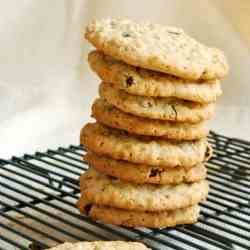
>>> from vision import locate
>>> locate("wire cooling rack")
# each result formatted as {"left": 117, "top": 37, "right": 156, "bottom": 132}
{"left": 0, "top": 131, "right": 249, "bottom": 250}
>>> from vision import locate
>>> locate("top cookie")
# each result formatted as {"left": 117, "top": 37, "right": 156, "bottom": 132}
{"left": 48, "top": 241, "right": 150, "bottom": 250}
{"left": 85, "top": 18, "right": 229, "bottom": 80}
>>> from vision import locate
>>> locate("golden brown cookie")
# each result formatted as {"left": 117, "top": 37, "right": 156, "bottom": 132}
{"left": 89, "top": 51, "right": 222, "bottom": 103}
{"left": 77, "top": 195, "right": 200, "bottom": 229}
{"left": 48, "top": 241, "right": 150, "bottom": 250}
{"left": 99, "top": 82, "right": 215, "bottom": 123}
{"left": 85, "top": 18, "right": 228, "bottom": 80}
{"left": 92, "top": 99, "right": 209, "bottom": 140}
{"left": 80, "top": 123, "right": 210, "bottom": 168}
{"left": 85, "top": 152, "right": 207, "bottom": 185}
{"left": 80, "top": 168, "right": 209, "bottom": 212}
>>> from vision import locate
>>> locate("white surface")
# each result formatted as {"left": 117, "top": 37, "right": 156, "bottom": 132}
{"left": 1, "top": 0, "right": 250, "bottom": 158}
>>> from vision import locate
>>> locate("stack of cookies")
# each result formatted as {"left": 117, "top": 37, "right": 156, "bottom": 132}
{"left": 77, "top": 18, "right": 228, "bottom": 228}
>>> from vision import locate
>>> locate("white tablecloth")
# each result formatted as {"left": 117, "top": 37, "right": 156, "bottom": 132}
{"left": 1, "top": 0, "right": 250, "bottom": 158}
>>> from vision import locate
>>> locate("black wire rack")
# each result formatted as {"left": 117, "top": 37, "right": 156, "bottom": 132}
{"left": 0, "top": 131, "right": 249, "bottom": 250}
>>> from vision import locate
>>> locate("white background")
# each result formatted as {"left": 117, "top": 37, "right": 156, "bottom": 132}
{"left": 1, "top": 0, "right": 250, "bottom": 158}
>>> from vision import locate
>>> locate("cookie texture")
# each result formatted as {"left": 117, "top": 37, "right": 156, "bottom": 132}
{"left": 80, "top": 123, "right": 210, "bottom": 168}
{"left": 85, "top": 152, "right": 207, "bottom": 185}
{"left": 79, "top": 168, "right": 209, "bottom": 212}
{"left": 99, "top": 82, "right": 215, "bottom": 123}
{"left": 85, "top": 18, "right": 228, "bottom": 80}
{"left": 89, "top": 51, "right": 222, "bottom": 103}
{"left": 48, "top": 241, "right": 150, "bottom": 250}
{"left": 77, "top": 195, "right": 200, "bottom": 228}
{"left": 92, "top": 99, "right": 209, "bottom": 140}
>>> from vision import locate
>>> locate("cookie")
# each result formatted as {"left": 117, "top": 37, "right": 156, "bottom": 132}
{"left": 99, "top": 82, "right": 215, "bottom": 123}
{"left": 85, "top": 18, "right": 228, "bottom": 80}
{"left": 77, "top": 195, "right": 200, "bottom": 229}
{"left": 92, "top": 99, "right": 209, "bottom": 140}
{"left": 80, "top": 123, "right": 211, "bottom": 168}
{"left": 79, "top": 168, "right": 209, "bottom": 212}
{"left": 85, "top": 152, "right": 207, "bottom": 185}
{"left": 48, "top": 241, "right": 150, "bottom": 250}
{"left": 89, "top": 51, "right": 222, "bottom": 103}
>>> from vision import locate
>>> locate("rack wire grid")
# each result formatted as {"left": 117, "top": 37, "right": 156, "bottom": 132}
{"left": 0, "top": 131, "right": 249, "bottom": 250}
